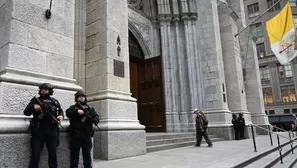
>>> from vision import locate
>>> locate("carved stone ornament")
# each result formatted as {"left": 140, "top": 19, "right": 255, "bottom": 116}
{"left": 117, "top": 36, "right": 121, "bottom": 45}
{"left": 128, "top": 0, "right": 144, "bottom": 12}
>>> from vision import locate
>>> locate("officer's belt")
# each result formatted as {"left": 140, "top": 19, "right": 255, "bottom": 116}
{"left": 73, "top": 129, "right": 90, "bottom": 137}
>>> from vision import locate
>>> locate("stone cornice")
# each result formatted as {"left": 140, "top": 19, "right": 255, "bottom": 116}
{"left": 0, "top": 115, "right": 145, "bottom": 132}
{"left": 0, "top": 67, "right": 82, "bottom": 91}
{"left": 0, "top": 115, "right": 69, "bottom": 133}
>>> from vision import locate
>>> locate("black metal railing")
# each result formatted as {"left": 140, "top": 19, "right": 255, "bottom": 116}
{"left": 249, "top": 124, "right": 295, "bottom": 165}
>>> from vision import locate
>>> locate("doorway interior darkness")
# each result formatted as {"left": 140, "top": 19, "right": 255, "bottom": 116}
{"left": 129, "top": 32, "right": 166, "bottom": 132}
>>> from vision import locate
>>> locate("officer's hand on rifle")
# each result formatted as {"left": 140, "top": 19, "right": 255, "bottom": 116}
{"left": 34, "top": 104, "right": 42, "bottom": 112}
{"left": 78, "top": 109, "right": 85, "bottom": 115}
{"left": 57, "top": 115, "right": 63, "bottom": 121}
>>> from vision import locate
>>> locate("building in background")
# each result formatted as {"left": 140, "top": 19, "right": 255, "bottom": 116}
{"left": 243, "top": 0, "right": 297, "bottom": 116}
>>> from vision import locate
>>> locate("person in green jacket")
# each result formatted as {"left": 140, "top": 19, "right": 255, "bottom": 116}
{"left": 193, "top": 108, "right": 212, "bottom": 147}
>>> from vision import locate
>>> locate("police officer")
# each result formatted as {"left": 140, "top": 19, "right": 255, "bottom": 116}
{"left": 193, "top": 109, "right": 212, "bottom": 147}
{"left": 24, "top": 83, "right": 64, "bottom": 168}
{"left": 237, "top": 113, "right": 246, "bottom": 140}
{"left": 66, "top": 91, "right": 99, "bottom": 168}
{"left": 232, "top": 114, "right": 239, "bottom": 140}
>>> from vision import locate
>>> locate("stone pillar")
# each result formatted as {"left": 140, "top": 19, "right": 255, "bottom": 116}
{"left": 196, "top": 0, "right": 232, "bottom": 140}
{"left": 292, "top": 59, "right": 297, "bottom": 94}
{"left": 85, "top": 0, "right": 146, "bottom": 160}
{"left": 243, "top": 36, "right": 270, "bottom": 133}
{"left": 181, "top": 14, "right": 197, "bottom": 131}
{"left": 173, "top": 15, "right": 185, "bottom": 132}
{"left": 230, "top": 0, "right": 269, "bottom": 133}
{"left": 74, "top": 0, "right": 86, "bottom": 89}
{"left": 166, "top": 14, "right": 180, "bottom": 132}
{"left": 219, "top": 2, "right": 253, "bottom": 138}
{"left": 0, "top": 0, "right": 81, "bottom": 167}
{"left": 270, "top": 63, "right": 282, "bottom": 104}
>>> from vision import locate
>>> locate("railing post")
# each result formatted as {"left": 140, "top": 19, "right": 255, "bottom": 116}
{"left": 251, "top": 125, "right": 257, "bottom": 152}
{"left": 268, "top": 125, "right": 273, "bottom": 146}
{"left": 289, "top": 132, "right": 294, "bottom": 154}
{"left": 277, "top": 135, "right": 283, "bottom": 164}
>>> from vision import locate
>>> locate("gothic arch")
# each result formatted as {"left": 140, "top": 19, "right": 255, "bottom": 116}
{"left": 128, "top": 20, "right": 151, "bottom": 59}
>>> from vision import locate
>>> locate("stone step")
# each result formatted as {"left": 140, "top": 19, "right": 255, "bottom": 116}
{"left": 267, "top": 144, "right": 297, "bottom": 168}
{"left": 245, "top": 143, "right": 294, "bottom": 168}
{"left": 146, "top": 132, "right": 196, "bottom": 141}
{"left": 146, "top": 137, "right": 224, "bottom": 153}
{"left": 147, "top": 137, "right": 196, "bottom": 146}
{"left": 232, "top": 138, "right": 297, "bottom": 168}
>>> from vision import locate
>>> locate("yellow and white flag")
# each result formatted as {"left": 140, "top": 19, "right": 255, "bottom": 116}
{"left": 266, "top": 2, "right": 296, "bottom": 65}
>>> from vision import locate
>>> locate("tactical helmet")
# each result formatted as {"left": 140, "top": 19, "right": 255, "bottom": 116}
{"left": 38, "top": 83, "right": 54, "bottom": 95}
{"left": 75, "top": 91, "right": 86, "bottom": 102}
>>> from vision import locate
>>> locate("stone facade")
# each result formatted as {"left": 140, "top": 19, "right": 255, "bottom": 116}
{"left": 0, "top": 0, "right": 270, "bottom": 165}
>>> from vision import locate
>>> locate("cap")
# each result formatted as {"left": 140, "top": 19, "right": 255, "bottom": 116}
{"left": 75, "top": 91, "right": 86, "bottom": 97}
{"left": 192, "top": 108, "right": 199, "bottom": 113}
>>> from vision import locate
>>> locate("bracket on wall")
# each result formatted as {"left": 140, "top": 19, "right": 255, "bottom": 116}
{"left": 117, "top": 36, "right": 121, "bottom": 45}
{"left": 45, "top": 0, "right": 53, "bottom": 19}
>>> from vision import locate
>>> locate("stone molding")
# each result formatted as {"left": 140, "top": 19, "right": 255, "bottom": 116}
{"left": 0, "top": 115, "right": 69, "bottom": 133}
{"left": 0, "top": 67, "right": 82, "bottom": 91}
{"left": 87, "top": 90, "right": 137, "bottom": 102}
{"left": 97, "top": 119, "right": 145, "bottom": 130}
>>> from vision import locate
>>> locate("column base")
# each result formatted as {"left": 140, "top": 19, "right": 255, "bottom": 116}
{"left": 88, "top": 96, "right": 146, "bottom": 160}
{"left": 94, "top": 130, "right": 146, "bottom": 160}
{"left": 208, "top": 125, "right": 233, "bottom": 140}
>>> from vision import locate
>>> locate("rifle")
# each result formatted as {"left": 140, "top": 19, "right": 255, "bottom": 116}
{"left": 76, "top": 102, "right": 100, "bottom": 130}
{"left": 31, "top": 96, "right": 64, "bottom": 128}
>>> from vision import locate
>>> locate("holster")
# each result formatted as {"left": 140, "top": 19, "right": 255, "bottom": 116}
{"left": 29, "top": 119, "right": 39, "bottom": 133}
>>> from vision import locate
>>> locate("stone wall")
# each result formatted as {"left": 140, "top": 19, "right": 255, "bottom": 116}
{"left": 0, "top": 0, "right": 81, "bottom": 166}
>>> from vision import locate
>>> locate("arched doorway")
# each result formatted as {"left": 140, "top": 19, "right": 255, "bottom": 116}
{"left": 129, "top": 31, "right": 166, "bottom": 132}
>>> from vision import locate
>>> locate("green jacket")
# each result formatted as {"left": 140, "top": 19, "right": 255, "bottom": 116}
{"left": 195, "top": 112, "right": 207, "bottom": 130}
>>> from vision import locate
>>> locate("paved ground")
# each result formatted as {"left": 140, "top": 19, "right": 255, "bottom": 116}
{"left": 93, "top": 133, "right": 294, "bottom": 168}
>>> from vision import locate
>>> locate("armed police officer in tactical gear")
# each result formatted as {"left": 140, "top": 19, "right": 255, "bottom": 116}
{"left": 66, "top": 91, "right": 99, "bottom": 168}
{"left": 193, "top": 109, "right": 212, "bottom": 147}
{"left": 24, "top": 83, "right": 64, "bottom": 168}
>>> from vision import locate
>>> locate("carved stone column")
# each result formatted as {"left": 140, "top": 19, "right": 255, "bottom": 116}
{"left": 86, "top": 0, "right": 146, "bottom": 160}
{"left": 270, "top": 63, "right": 282, "bottom": 104}
{"left": 74, "top": 0, "right": 86, "bottom": 89}
{"left": 196, "top": 0, "right": 232, "bottom": 139}
{"left": 292, "top": 59, "right": 297, "bottom": 95}
{"left": 173, "top": 15, "right": 186, "bottom": 132}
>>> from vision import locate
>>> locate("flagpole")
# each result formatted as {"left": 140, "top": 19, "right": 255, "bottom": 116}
{"left": 235, "top": 0, "right": 288, "bottom": 37}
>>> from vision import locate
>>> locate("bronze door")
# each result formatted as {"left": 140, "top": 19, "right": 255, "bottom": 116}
{"left": 138, "top": 56, "right": 165, "bottom": 132}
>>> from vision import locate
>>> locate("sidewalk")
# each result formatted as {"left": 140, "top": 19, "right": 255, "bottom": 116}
{"left": 93, "top": 133, "right": 293, "bottom": 168}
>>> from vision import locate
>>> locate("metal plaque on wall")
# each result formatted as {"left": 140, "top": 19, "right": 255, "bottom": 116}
{"left": 114, "top": 59, "right": 125, "bottom": 77}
